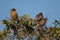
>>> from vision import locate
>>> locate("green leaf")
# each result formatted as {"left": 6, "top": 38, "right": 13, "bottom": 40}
{"left": 2, "top": 20, "right": 8, "bottom": 24}
{"left": 23, "top": 14, "right": 30, "bottom": 19}
{"left": 28, "top": 19, "right": 33, "bottom": 26}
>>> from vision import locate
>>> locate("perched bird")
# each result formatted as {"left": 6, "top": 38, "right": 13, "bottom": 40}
{"left": 36, "top": 13, "right": 43, "bottom": 21}
{"left": 34, "top": 13, "right": 43, "bottom": 23}
{"left": 39, "top": 18, "right": 47, "bottom": 26}
{"left": 10, "top": 8, "right": 19, "bottom": 35}
{"left": 35, "top": 13, "right": 47, "bottom": 27}
{"left": 10, "top": 8, "right": 18, "bottom": 21}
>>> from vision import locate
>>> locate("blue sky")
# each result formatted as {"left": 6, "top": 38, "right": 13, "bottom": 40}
{"left": 0, "top": 0, "right": 60, "bottom": 30}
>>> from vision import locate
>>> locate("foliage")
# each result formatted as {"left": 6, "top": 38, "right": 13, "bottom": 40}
{"left": 0, "top": 14, "right": 60, "bottom": 40}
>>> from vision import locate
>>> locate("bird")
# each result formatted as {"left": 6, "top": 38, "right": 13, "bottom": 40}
{"left": 39, "top": 18, "right": 47, "bottom": 26}
{"left": 36, "top": 13, "right": 43, "bottom": 21}
{"left": 10, "top": 8, "right": 18, "bottom": 21}
{"left": 34, "top": 13, "right": 43, "bottom": 23}
{"left": 35, "top": 13, "right": 47, "bottom": 27}
{"left": 10, "top": 8, "right": 19, "bottom": 35}
{"left": 34, "top": 13, "right": 44, "bottom": 27}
